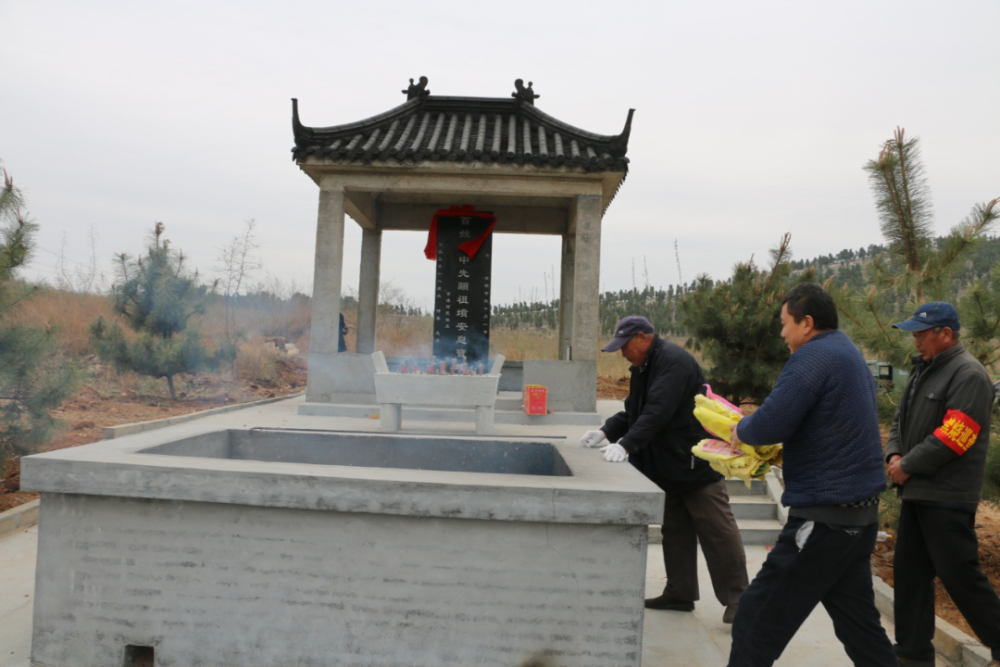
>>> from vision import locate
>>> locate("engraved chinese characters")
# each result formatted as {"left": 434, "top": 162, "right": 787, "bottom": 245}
{"left": 433, "top": 214, "right": 492, "bottom": 365}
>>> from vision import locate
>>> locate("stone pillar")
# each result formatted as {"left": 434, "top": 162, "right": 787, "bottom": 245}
{"left": 356, "top": 228, "right": 382, "bottom": 354}
{"left": 306, "top": 187, "right": 347, "bottom": 401}
{"left": 571, "top": 195, "right": 603, "bottom": 361}
{"left": 309, "top": 187, "right": 346, "bottom": 356}
{"left": 558, "top": 233, "right": 576, "bottom": 361}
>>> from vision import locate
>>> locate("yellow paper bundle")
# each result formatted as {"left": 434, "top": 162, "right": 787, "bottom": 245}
{"left": 691, "top": 389, "right": 783, "bottom": 486}
{"left": 693, "top": 394, "right": 742, "bottom": 441}
{"left": 692, "top": 439, "right": 770, "bottom": 487}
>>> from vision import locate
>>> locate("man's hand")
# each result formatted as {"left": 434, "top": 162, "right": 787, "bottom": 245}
{"left": 730, "top": 424, "right": 743, "bottom": 448}
{"left": 600, "top": 442, "right": 628, "bottom": 463}
{"left": 580, "top": 430, "right": 606, "bottom": 448}
{"left": 887, "top": 455, "right": 910, "bottom": 485}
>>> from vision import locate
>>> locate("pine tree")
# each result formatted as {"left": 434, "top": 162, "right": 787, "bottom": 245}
{"left": 0, "top": 164, "right": 77, "bottom": 466}
{"left": 958, "top": 260, "right": 1000, "bottom": 369}
{"left": 682, "top": 234, "right": 809, "bottom": 405}
{"left": 90, "top": 223, "right": 235, "bottom": 399}
{"left": 828, "top": 127, "right": 998, "bottom": 368}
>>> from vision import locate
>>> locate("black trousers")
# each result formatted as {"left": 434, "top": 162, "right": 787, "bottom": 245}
{"left": 659, "top": 478, "right": 748, "bottom": 606}
{"left": 727, "top": 517, "right": 895, "bottom": 667}
{"left": 894, "top": 501, "right": 1000, "bottom": 662}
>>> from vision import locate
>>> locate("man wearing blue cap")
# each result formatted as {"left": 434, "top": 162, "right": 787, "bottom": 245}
{"left": 579, "top": 315, "right": 748, "bottom": 624}
{"left": 886, "top": 302, "right": 1000, "bottom": 667}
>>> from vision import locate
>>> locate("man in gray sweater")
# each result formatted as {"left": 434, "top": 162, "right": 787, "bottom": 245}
{"left": 887, "top": 302, "right": 1000, "bottom": 667}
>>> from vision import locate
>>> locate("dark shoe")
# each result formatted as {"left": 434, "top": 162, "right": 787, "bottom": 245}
{"left": 722, "top": 603, "right": 738, "bottom": 624}
{"left": 644, "top": 594, "right": 694, "bottom": 611}
{"left": 895, "top": 656, "right": 934, "bottom": 667}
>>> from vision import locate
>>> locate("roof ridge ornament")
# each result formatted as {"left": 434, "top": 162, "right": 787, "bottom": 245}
{"left": 402, "top": 76, "right": 430, "bottom": 100}
{"left": 512, "top": 79, "right": 539, "bottom": 105}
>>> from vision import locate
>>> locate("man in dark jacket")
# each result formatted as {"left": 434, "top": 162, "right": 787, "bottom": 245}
{"left": 727, "top": 284, "right": 895, "bottom": 667}
{"left": 338, "top": 313, "right": 349, "bottom": 353}
{"left": 886, "top": 302, "right": 1000, "bottom": 667}
{"left": 580, "top": 315, "right": 748, "bottom": 624}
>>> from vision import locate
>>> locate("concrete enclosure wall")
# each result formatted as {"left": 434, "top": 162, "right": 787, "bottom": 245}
{"left": 32, "top": 493, "right": 648, "bottom": 667}
{"left": 24, "top": 421, "right": 662, "bottom": 667}
{"left": 304, "top": 353, "right": 377, "bottom": 403}
{"left": 523, "top": 360, "right": 598, "bottom": 413}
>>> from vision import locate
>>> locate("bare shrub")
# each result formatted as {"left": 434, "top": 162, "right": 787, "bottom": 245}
{"left": 199, "top": 290, "right": 312, "bottom": 350}
{"left": 375, "top": 312, "right": 432, "bottom": 356}
{"left": 233, "top": 337, "right": 282, "bottom": 384}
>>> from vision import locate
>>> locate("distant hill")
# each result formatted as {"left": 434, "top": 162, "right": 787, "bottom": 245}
{"left": 491, "top": 235, "right": 1000, "bottom": 335}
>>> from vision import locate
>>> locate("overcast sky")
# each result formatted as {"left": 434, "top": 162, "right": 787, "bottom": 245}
{"left": 3, "top": 0, "right": 998, "bottom": 309}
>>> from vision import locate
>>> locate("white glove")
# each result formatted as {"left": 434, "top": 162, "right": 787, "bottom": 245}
{"left": 601, "top": 442, "right": 629, "bottom": 463}
{"left": 580, "top": 430, "right": 606, "bottom": 448}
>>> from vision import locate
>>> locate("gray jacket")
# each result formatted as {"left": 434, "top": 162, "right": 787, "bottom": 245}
{"left": 886, "top": 343, "right": 994, "bottom": 504}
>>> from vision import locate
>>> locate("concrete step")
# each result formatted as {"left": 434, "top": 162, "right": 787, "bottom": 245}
{"left": 729, "top": 495, "right": 778, "bottom": 521}
{"left": 648, "top": 519, "right": 783, "bottom": 547}
{"left": 495, "top": 392, "right": 525, "bottom": 411}
{"left": 734, "top": 519, "right": 783, "bottom": 546}
{"left": 646, "top": 477, "right": 782, "bottom": 547}
{"left": 726, "top": 478, "right": 768, "bottom": 496}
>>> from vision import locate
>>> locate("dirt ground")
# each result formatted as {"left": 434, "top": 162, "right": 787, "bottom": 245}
{"left": 0, "top": 356, "right": 308, "bottom": 513}
{"left": 597, "top": 373, "right": 630, "bottom": 401}
{"left": 872, "top": 502, "right": 1000, "bottom": 641}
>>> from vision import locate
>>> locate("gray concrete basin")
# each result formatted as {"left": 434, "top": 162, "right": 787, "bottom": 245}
{"left": 140, "top": 428, "right": 572, "bottom": 476}
{"left": 22, "top": 421, "right": 663, "bottom": 667}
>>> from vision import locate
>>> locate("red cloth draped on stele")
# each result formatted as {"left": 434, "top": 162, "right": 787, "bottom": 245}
{"left": 423, "top": 205, "right": 497, "bottom": 260}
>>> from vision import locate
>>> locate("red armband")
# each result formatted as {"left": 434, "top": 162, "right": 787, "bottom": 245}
{"left": 933, "top": 409, "right": 981, "bottom": 456}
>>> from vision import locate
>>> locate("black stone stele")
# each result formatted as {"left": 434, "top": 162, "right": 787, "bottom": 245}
{"left": 433, "top": 214, "right": 493, "bottom": 367}
{"left": 291, "top": 77, "right": 634, "bottom": 175}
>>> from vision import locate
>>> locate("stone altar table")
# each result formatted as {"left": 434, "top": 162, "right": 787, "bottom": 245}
{"left": 372, "top": 351, "right": 505, "bottom": 435}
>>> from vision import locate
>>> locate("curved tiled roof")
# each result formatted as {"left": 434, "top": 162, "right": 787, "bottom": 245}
{"left": 292, "top": 80, "right": 633, "bottom": 173}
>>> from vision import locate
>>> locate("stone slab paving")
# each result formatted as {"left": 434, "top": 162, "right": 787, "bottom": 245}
{"left": 641, "top": 542, "right": 936, "bottom": 666}
{"left": 0, "top": 524, "right": 35, "bottom": 667}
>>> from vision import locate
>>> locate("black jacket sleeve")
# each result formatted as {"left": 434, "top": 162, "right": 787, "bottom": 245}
{"left": 619, "top": 352, "right": 692, "bottom": 454}
{"left": 602, "top": 396, "right": 631, "bottom": 443}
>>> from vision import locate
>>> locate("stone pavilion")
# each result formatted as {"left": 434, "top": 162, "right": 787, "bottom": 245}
{"left": 292, "top": 77, "right": 633, "bottom": 415}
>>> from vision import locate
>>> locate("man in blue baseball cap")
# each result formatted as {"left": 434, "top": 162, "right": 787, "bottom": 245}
{"left": 886, "top": 302, "right": 1000, "bottom": 667}
{"left": 580, "top": 315, "right": 748, "bottom": 624}
{"left": 888, "top": 301, "right": 960, "bottom": 332}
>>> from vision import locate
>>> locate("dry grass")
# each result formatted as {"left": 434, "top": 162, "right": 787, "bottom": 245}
{"left": 232, "top": 336, "right": 283, "bottom": 383}
{"left": 12, "top": 286, "right": 692, "bottom": 388}
{"left": 8, "top": 287, "right": 113, "bottom": 355}
{"left": 598, "top": 353, "right": 632, "bottom": 379}
{"left": 7, "top": 286, "right": 314, "bottom": 358}
{"left": 201, "top": 297, "right": 312, "bottom": 344}
{"left": 372, "top": 311, "right": 433, "bottom": 356}
{"left": 489, "top": 329, "right": 690, "bottom": 381}
{"left": 492, "top": 328, "right": 558, "bottom": 360}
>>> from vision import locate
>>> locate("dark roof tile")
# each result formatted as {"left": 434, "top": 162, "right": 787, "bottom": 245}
{"left": 292, "top": 79, "right": 632, "bottom": 174}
